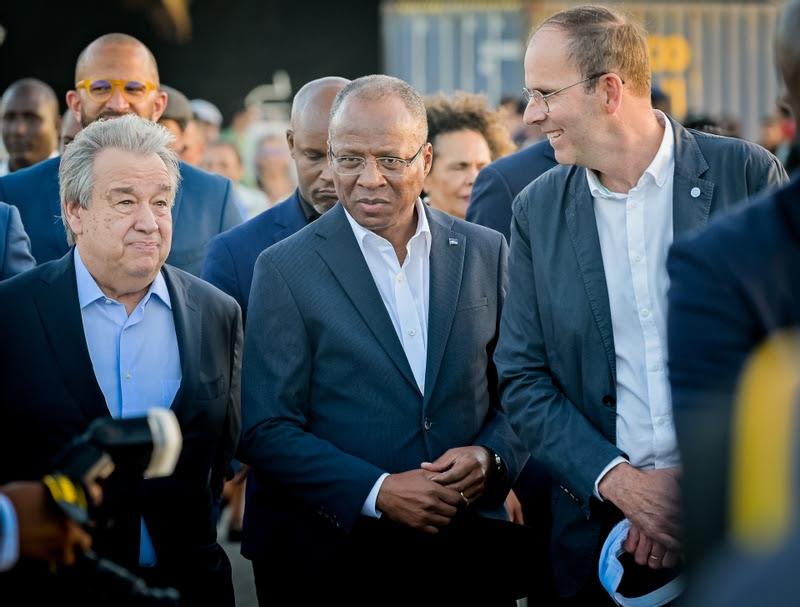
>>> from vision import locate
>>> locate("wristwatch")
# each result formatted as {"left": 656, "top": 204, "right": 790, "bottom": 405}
{"left": 487, "top": 448, "right": 506, "bottom": 481}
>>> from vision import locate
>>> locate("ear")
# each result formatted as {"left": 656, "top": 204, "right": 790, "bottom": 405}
{"left": 151, "top": 89, "right": 168, "bottom": 122}
{"left": 65, "top": 90, "right": 82, "bottom": 125}
{"left": 286, "top": 129, "right": 295, "bottom": 157}
{"left": 422, "top": 141, "right": 433, "bottom": 177}
{"left": 600, "top": 74, "right": 625, "bottom": 114}
{"left": 63, "top": 200, "right": 85, "bottom": 239}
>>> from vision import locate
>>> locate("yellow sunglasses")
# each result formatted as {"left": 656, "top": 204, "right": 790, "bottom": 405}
{"left": 75, "top": 79, "right": 158, "bottom": 102}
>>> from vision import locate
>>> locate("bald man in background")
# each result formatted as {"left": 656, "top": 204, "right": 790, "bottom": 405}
{"left": 201, "top": 76, "right": 349, "bottom": 322}
{"left": 0, "top": 78, "right": 60, "bottom": 176}
{"left": 0, "top": 33, "right": 242, "bottom": 273}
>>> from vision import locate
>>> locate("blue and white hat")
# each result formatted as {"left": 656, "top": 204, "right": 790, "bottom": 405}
{"left": 598, "top": 519, "right": 685, "bottom": 607}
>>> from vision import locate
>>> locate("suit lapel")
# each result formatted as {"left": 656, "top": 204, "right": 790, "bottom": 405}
{"left": 35, "top": 252, "right": 109, "bottom": 421}
{"left": 315, "top": 205, "right": 420, "bottom": 393}
{"left": 423, "top": 208, "right": 464, "bottom": 404}
{"left": 565, "top": 172, "right": 616, "bottom": 379}
{"left": 162, "top": 266, "right": 200, "bottom": 414}
{"left": 671, "top": 119, "right": 714, "bottom": 237}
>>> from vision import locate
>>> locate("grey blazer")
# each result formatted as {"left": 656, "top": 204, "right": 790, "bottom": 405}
{"left": 239, "top": 202, "right": 528, "bottom": 561}
{"left": 495, "top": 117, "right": 787, "bottom": 596}
{"left": 0, "top": 202, "right": 35, "bottom": 280}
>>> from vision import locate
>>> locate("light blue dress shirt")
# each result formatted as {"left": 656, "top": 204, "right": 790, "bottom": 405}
{"left": 74, "top": 249, "right": 182, "bottom": 566}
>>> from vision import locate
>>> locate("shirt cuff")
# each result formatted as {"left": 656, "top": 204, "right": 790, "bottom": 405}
{"left": 0, "top": 493, "right": 19, "bottom": 572}
{"left": 360, "top": 473, "right": 390, "bottom": 518}
{"left": 594, "top": 456, "right": 628, "bottom": 500}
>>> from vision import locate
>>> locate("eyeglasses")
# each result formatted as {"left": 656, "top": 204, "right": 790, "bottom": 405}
{"left": 523, "top": 73, "right": 611, "bottom": 114}
{"left": 328, "top": 143, "right": 425, "bottom": 177}
{"left": 75, "top": 79, "right": 158, "bottom": 103}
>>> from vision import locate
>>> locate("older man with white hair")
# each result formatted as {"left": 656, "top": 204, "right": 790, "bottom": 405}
{"left": 0, "top": 114, "right": 241, "bottom": 606}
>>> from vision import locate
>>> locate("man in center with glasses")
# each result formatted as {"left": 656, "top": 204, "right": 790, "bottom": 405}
{"left": 494, "top": 5, "right": 785, "bottom": 605}
{"left": 239, "top": 74, "right": 533, "bottom": 605}
{"left": 0, "top": 33, "right": 242, "bottom": 274}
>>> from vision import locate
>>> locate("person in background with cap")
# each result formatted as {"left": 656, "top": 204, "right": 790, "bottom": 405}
{"left": 494, "top": 6, "right": 786, "bottom": 604}
{"left": 191, "top": 98, "right": 223, "bottom": 147}
{"left": 0, "top": 33, "right": 243, "bottom": 276}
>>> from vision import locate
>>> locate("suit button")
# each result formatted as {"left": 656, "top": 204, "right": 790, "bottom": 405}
{"left": 602, "top": 394, "right": 616, "bottom": 406}
{"left": 423, "top": 418, "right": 432, "bottom": 431}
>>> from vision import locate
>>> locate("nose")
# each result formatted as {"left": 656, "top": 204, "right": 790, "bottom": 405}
{"left": 466, "top": 165, "right": 480, "bottom": 186}
{"left": 105, "top": 86, "right": 131, "bottom": 112}
{"left": 523, "top": 101, "right": 546, "bottom": 125}
{"left": 133, "top": 202, "right": 159, "bottom": 233}
{"left": 319, "top": 158, "right": 335, "bottom": 185}
{"left": 356, "top": 158, "right": 386, "bottom": 188}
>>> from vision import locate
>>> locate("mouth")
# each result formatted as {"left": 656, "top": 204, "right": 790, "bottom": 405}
{"left": 314, "top": 189, "right": 338, "bottom": 201}
{"left": 128, "top": 241, "right": 160, "bottom": 251}
{"left": 546, "top": 130, "right": 564, "bottom": 143}
{"left": 356, "top": 199, "right": 388, "bottom": 213}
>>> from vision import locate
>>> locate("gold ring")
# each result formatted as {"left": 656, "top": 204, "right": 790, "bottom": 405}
{"left": 649, "top": 555, "right": 661, "bottom": 560}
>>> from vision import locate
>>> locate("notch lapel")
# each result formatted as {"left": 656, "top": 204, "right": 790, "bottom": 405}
{"left": 162, "top": 266, "right": 200, "bottom": 415}
{"left": 671, "top": 119, "right": 714, "bottom": 237}
{"left": 423, "top": 209, "right": 464, "bottom": 404}
{"left": 35, "top": 252, "right": 108, "bottom": 422}
{"left": 314, "top": 206, "right": 420, "bottom": 394}
{"left": 564, "top": 172, "right": 616, "bottom": 379}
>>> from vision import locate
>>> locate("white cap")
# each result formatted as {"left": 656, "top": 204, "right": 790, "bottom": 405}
{"left": 191, "top": 98, "right": 223, "bottom": 126}
{"left": 598, "top": 519, "right": 685, "bottom": 607}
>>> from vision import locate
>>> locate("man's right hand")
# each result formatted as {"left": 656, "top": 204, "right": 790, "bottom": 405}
{"left": 375, "top": 469, "right": 462, "bottom": 534}
{"left": 598, "top": 464, "right": 681, "bottom": 550}
{"left": 2, "top": 481, "right": 92, "bottom": 566}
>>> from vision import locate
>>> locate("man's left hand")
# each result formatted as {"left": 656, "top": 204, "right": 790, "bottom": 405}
{"left": 421, "top": 446, "right": 491, "bottom": 505}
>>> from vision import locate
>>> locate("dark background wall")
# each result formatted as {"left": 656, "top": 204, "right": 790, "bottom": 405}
{"left": 0, "top": 0, "right": 381, "bottom": 123}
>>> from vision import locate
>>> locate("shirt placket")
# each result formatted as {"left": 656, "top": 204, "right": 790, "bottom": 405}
{"left": 627, "top": 188, "right": 666, "bottom": 465}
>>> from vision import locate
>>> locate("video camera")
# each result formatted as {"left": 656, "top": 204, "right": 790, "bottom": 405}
{"left": 44, "top": 408, "right": 184, "bottom": 607}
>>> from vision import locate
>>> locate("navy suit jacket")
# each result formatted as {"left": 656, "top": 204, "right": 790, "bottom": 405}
{"left": 495, "top": 118, "right": 787, "bottom": 596}
{"left": 238, "top": 203, "right": 528, "bottom": 561}
{"left": 466, "top": 139, "right": 557, "bottom": 240}
{"left": 0, "top": 252, "right": 242, "bottom": 604}
{"left": 201, "top": 189, "right": 306, "bottom": 321}
{"left": 668, "top": 175, "right": 800, "bottom": 570}
{"left": 0, "top": 201, "right": 35, "bottom": 280}
{"left": 0, "top": 157, "right": 243, "bottom": 275}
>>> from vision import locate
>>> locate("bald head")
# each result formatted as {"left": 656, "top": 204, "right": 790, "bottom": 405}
{"left": 777, "top": 1, "right": 800, "bottom": 117}
{"left": 290, "top": 76, "right": 350, "bottom": 132}
{"left": 75, "top": 34, "right": 159, "bottom": 84}
{"left": 329, "top": 75, "right": 428, "bottom": 142}
{"left": 286, "top": 77, "right": 350, "bottom": 213}
{"left": 67, "top": 33, "right": 167, "bottom": 128}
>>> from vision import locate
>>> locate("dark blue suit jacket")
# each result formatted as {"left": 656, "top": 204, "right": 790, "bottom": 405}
{"left": 0, "top": 201, "right": 35, "bottom": 280}
{"left": 496, "top": 118, "right": 787, "bottom": 596}
{"left": 0, "top": 157, "right": 243, "bottom": 275}
{"left": 668, "top": 175, "right": 800, "bottom": 570}
{"left": 201, "top": 190, "right": 306, "bottom": 320}
{"left": 466, "top": 139, "right": 557, "bottom": 240}
{"left": 0, "top": 251, "right": 242, "bottom": 604}
{"left": 238, "top": 203, "right": 528, "bottom": 561}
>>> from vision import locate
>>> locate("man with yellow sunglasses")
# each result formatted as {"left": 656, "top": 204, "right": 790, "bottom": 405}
{"left": 0, "top": 33, "right": 243, "bottom": 275}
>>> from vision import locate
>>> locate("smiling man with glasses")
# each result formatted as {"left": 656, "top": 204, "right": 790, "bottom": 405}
{"left": 239, "top": 74, "right": 534, "bottom": 604}
{"left": 0, "top": 33, "right": 242, "bottom": 274}
{"left": 494, "top": 5, "right": 787, "bottom": 605}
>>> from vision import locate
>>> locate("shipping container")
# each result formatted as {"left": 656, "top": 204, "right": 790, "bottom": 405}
{"left": 382, "top": 1, "right": 781, "bottom": 142}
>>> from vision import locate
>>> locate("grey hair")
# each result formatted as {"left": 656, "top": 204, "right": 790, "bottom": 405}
{"left": 59, "top": 114, "right": 181, "bottom": 245}
{"left": 329, "top": 74, "right": 428, "bottom": 142}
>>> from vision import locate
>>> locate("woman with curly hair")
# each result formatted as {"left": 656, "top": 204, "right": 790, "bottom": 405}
{"left": 423, "top": 92, "right": 516, "bottom": 219}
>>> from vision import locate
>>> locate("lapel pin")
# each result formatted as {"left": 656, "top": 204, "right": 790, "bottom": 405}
{"left": 690, "top": 187, "right": 701, "bottom": 198}
{"left": 448, "top": 237, "right": 459, "bottom": 246}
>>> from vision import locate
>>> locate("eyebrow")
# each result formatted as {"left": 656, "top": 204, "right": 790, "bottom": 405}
{"left": 107, "top": 184, "right": 173, "bottom": 196}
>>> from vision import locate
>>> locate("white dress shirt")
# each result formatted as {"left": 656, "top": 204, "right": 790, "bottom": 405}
{"left": 343, "top": 198, "right": 432, "bottom": 517}
{"left": 589, "top": 111, "right": 681, "bottom": 496}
